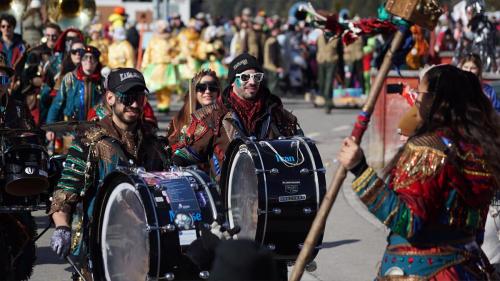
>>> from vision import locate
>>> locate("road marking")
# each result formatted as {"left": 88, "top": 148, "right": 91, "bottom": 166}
{"left": 332, "top": 125, "right": 351, "bottom": 132}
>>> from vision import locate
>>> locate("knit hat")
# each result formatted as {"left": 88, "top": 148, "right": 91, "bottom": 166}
{"left": 228, "top": 53, "right": 262, "bottom": 83}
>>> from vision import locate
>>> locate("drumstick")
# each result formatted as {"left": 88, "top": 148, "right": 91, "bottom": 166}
{"left": 66, "top": 256, "right": 87, "bottom": 281}
{"left": 289, "top": 29, "right": 406, "bottom": 281}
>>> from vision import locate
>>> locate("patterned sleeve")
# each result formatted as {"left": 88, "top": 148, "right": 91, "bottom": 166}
{"left": 49, "top": 140, "right": 89, "bottom": 215}
{"left": 171, "top": 115, "right": 213, "bottom": 166}
{"left": 351, "top": 142, "right": 448, "bottom": 239}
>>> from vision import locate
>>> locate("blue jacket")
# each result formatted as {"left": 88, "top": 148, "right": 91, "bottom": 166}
{"left": 483, "top": 83, "right": 500, "bottom": 113}
{"left": 46, "top": 70, "right": 104, "bottom": 123}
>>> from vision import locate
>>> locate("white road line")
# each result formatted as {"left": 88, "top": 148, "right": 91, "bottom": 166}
{"left": 332, "top": 125, "right": 351, "bottom": 132}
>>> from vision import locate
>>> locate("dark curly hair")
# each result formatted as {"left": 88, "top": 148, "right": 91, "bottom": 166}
{"left": 416, "top": 64, "right": 500, "bottom": 187}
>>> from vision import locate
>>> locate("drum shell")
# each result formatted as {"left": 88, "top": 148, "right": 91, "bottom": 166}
{"left": 90, "top": 169, "right": 220, "bottom": 280}
{"left": 3, "top": 144, "right": 49, "bottom": 196}
{"left": 222, "top": 137, "right": 326, "bottom": 261}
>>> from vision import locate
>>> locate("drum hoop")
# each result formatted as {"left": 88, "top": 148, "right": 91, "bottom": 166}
{"left": 93, "top": 171, "right": 161, "bottom": 280}
{"left": 183, "top": 169, "right": 218, "bottom": 221}
{"left": 5, "top": 144, "right": 48, "bottom": 154}
{"left": 248, "top": 140, "right": 268, "bottom": 244}
{"left": 100, "top": 182, "right": 149, "bottom": 281}
{"left": 293, "top": 136, "right": 321, "bottom": 208}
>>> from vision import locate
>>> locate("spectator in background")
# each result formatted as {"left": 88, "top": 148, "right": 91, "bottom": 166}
{"left": 0, "top": 14, "right": 25, "bottom": 67}
{"left": 459, "top": 53, "right": 500, "bottom": 112}
{"left": 108, "top": 27, "right": 135, "bottom": 68}
{"left": 142, "top": 19, "right": 179, "bottom": 113}
{"left": 21, "top": 0, "right": 44, "bottom": 48}
{"left": 263, "top": 24, "right": 283, "bottom": 96}
{"left": 88, "top": 23, "right": 110, "bottom": 66}
{"left": 316, "top": 29, "right": 341, "bottom": 114}
{"left": 247, "top": 16, "right": 267, "bottom": 65}
{"left": 170, "top": 13, "right": 185, "bottom": 36}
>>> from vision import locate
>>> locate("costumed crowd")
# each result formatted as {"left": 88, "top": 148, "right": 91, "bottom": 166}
{"left": 0, "top": 0, "right": 499, "bottom": 280}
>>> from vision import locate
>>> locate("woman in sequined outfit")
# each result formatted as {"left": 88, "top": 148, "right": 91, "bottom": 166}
{"left": 338, "top": 64, "right": 500, "bottom": 280}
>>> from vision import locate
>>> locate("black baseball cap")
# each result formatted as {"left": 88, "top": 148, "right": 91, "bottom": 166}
{"left": 106, "top": 68, "right": 149, "bottom": 94}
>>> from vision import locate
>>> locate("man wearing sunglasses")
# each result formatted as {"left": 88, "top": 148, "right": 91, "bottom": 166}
{"left": 172, "top": 53, "right": 301, "bottom": 180}
{"left": 0, "top": 14, "right": 26, "bottom": 68}
{"left": 49, "top": 68, "right": 169, "bottom": 277}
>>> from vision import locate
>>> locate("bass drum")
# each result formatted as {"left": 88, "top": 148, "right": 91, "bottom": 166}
{"left": 90, "top": 168, "right": 221, "bottom": 281}
{"left": 221, "top": 136, "right": 326, "bottom": 261}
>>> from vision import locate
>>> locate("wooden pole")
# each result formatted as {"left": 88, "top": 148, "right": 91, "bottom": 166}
{"left": 289, "top": 29, "right": 406, "bottom": 281}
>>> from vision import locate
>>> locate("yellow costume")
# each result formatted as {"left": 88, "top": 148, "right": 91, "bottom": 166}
{"left": 176, "top": 27, "right": 203, "bottom": 82}
{"left": 89, "top": 38, "right": 110, "bottom": 66}
{"left": 108, "top": 40, "right": 135, "bottom": 69}
{"left": 142, "top": 33, "right": 179, "bottom": 112}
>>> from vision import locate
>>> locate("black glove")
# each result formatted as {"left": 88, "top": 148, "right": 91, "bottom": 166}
{"left": 50, "top": 226, "right": 71, "bottom": 259}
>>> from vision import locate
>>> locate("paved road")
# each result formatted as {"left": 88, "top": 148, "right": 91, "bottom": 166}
{"left": 31, "top": 96, "right": 388, "bottom": 280}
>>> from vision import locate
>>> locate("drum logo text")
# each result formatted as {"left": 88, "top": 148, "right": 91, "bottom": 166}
{"left": 25, "top": 167, "right": 35, "bottom": 175}
{"left": 283, "top": 181, "right": 300, "bottom": 194}
{"left": 276, "top": 155, "right": 296, "bottom": 163}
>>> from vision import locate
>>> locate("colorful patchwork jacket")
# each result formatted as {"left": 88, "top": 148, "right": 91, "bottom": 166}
{"left": 351, "top": 131, "right": 496, "bottom": 280}
{"left": 49, "top": 117, "right": 170, "bottom": 254}
{"left": 46, "top": 67, "right": 104, "bottom": 123}
{"left": 171, "top": 86, "right": 300, "bottom": 180}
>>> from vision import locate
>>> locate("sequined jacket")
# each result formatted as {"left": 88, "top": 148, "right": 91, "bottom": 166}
{"left": 171, "top": 86, "right": 300, "bottom": 180}
{"left": 352, "top": 131, "right": 496, "bottom": 280}
{"left": 46, "top": 71, "right": 104, "bottom": 123}
{"left": 49, "top": 117, "right": 169, "bottom": 257}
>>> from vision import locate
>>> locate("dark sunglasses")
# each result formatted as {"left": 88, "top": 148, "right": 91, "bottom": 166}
{"left": 70, "top": 48, "right": 84, "bottom": 55}
{"left": 196, "top": 82, "right": 219, "bottom": 92}
{"left": 0, "top": 75, "right": 10, "bottom": 85}
{"left": 115, "top": 92, "right": 147, "bottom": 106}
{"left": 1, "top": 25, "right": 12, "bottom": 29}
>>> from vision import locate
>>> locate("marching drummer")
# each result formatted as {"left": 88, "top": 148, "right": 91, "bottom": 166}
{"left": 48, "top": 68, "right": 170, "bottom": 278}
{"left": 172, "top": 53, "right": 302, "bottom": 181}
{"left": 0, "top": 51, "right": 35, "bottom": 130}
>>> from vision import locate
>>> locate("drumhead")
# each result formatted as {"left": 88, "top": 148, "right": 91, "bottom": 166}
{"left": 227, "top": 145, "right": 261, "bottom": 240}
{"left": 101, "top": 182, "right": 149, "bottom": 281}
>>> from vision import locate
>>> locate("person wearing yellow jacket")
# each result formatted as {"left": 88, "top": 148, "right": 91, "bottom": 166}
{"left": 88, "top": 23, "right": 110, "bottom": 66}
{"left": 142, "top": 20, "right": 179, "bottom": 113}
{"left": 107, "top": 27, "right": 135, "bottom": 68}
{"left": 176, "top": 20, "right": 203, "bottom": 93}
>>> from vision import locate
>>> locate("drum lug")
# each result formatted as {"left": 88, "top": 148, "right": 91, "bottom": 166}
{"left": 303, "top": 207, "right": 313, "bottom": 215}
{"left": 146, "top": 224, "right": 176, "bottom": 233}
{"left": 255, "top": 168, "right": 279, "bottom": 175}
{"left": 257, "top": 208, "right": 282, "bottom": 215}
{"left": 300, "top": 168, "right": 326, "bottom": 174}
{"left": 278, "top": 136, "right": 286, "bottom": 140}
{"left": 159, "top": 272, "right": 175, "bottom": 280}
{"left": 266, "top": 243, "right": 276, "bottom": 251}
{"left": 199, "top": 271, "right": 210, "bottom": 279}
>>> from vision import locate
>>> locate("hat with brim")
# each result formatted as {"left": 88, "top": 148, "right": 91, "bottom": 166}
{"left": 0, "top": 52, "right": 14, "bottom": 77}
{"left": 107, "top": 68, "right": 149, "bottom": 94}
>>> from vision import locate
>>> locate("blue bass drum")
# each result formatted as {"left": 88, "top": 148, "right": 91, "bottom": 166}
{"left": 90, "top": 168, "right": 221, "bottom": 281}
{"left": 221, "top": 136, "right": 326, "bottom": 261}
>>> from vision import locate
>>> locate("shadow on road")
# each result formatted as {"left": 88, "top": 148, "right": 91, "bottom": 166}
{"left": 35, "top": 246, "right": 67, "bottom": 265}
{"left": 321, "top": 239, "right": 360, "bottom": 249}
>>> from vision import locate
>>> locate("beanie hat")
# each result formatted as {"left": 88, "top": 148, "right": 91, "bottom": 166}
{"left": 228, "top": 53, "right": 262, "bottom": 82}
